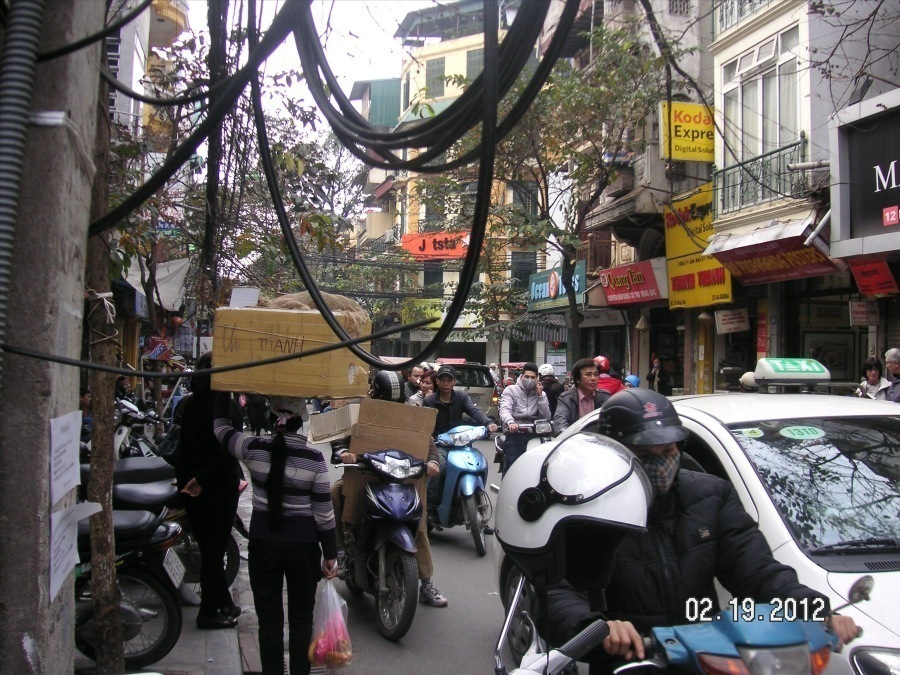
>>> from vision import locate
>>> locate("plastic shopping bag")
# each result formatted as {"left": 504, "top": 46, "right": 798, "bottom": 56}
{"left": 308, "top": 579, "right": 352, "bottom": 671}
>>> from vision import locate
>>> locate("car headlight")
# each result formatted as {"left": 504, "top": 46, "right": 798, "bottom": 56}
{"left": 851, "top": 648, "right": 900, "bottom": 675}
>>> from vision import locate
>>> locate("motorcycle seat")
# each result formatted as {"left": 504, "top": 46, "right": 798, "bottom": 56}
{"left": 80, "top": 456, "right": 176, "bottom": 486}
{"left": 77, "top": 509, "right": 162, "bottom": 558}
{"left": 113, "top": 480, "right": 183, "bottom": 512}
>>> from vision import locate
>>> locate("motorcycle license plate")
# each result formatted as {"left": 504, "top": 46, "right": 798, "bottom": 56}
{"left": 163, "top": 549, "right": 185, "bottom": 587}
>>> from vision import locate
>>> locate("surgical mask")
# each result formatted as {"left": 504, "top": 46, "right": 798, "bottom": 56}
{"left": 640, "top": 453, "right": 680, "bottom": 495}
{"left": 520, "top": 377, "right": 538, "bottom": 391}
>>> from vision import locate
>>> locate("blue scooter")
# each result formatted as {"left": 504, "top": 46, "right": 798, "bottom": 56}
{"left": 432, "top": 424, "right": 492, "bottom": 556}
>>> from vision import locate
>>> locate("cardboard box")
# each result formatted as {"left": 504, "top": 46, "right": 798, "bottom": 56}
{"left": 211, "top": 307, "right": 371, "bottom": 398}
{"left": 306, "top": 403, "right": 360, "bottom": 444}
{"left": 341, "top": 399, "right": 437, "bottom": 529}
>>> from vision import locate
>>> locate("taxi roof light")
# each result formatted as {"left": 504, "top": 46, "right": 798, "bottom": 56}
{"left": 754, "top": 358, "right": 831, "bottom": 386}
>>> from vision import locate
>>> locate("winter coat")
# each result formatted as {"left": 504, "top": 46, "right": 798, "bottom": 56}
{"left": 540, "top": 376, "right": 564, "bottom": 416}
{"left": 646, "top": 365, "right": 672, "bottom": 396}
{"left": 856, "top": 376, "right": 891, "bottom": 400}
{"left": 544, "top": 470, "right": 830, "bottom": 672}
{"left": 886, "top": 375, "right": 900, "bottom": 402}
{"left": 596, "top": 374, "right": 625, "bottom": 395}
{"left": 552, "top": 387, "right": 611, "bottom": 435}
{"left": 423, "top": 390, "right": 493, "bottom": 436}
{"left": 499, "top": 378, "right": 551, "bottom": 430}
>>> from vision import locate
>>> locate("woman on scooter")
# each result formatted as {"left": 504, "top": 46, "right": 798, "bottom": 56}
{"left": 211, "top": 392, "right": 338, "bottom": 675}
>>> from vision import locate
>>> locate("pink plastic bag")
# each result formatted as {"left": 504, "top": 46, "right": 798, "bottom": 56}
{"left": 308, "top": 579, "right": 352, "bottom": 671}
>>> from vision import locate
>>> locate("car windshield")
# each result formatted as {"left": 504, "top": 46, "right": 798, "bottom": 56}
{"left": 727, "top": 416, "right": 900, "bottom": 551}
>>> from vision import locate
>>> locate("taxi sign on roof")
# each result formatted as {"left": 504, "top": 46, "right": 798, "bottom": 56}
{"left": 754, "top": 358, "right": 831, "bottom": 384}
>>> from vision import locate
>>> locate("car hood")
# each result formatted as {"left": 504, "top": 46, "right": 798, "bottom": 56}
{"left": 827, "top": 571, "right": 900, "bottom": 640}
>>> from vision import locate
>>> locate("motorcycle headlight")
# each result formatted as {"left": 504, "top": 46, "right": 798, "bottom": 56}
{"left": 851, "top": 648, "right": 900, "bottom": 675}
{"left": 449, "top": 428, "right": 482, "bottom": 446}
{"left": 369, "top": 455, "right": 413, "bottom": 479}
{"left": 737, "top": 644, "right": 812, "bottom": 674}
{"left": 534, "top": 420, "right": 553, "bottom": 435}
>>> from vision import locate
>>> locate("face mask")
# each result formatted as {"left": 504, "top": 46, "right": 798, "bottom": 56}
{"left": 640, "top": 453, "right": 680, "bottom": 496}
{"left": 520, "top": 377, "right": 537, "bottom": 391}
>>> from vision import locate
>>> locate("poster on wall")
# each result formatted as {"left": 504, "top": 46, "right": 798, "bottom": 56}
{"left": 714, "top": 308, "right": 750, "bottom": 334}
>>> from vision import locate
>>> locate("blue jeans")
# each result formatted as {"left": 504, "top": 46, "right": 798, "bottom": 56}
{"left": 248, "top": 539, "right": 322, "bottom": 675}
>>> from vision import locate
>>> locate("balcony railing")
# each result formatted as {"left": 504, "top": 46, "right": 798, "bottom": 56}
{"left": 712, "top": 135, "right": 807, "bottom": 216}
{"left": 715, "top": 0, "right": 774, "bottom": 35}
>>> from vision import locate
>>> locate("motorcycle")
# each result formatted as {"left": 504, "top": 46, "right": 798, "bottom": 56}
{"left": 114, "top": 398, "right": 162, "bottom": 459}
{"left": 495, "top": 571, "right": 873, "bottom": 675}
{"left": 74, "top": 508, "right": 184, "bottom": 670}
{"left": 339, "top": 449, "right": 425, "bottom": 641}
{"left": 431, "top": 424, "right": 493, "bottom": 556}
{"left": 493, "top": 419, "right": 553, "bottom": 473}
{"left": 81, "top": 456, "right": 247, "bottom": 600}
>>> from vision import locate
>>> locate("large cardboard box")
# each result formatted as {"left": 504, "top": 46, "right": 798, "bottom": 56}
{"left": 211, "top": 307, "right": 371, "bottom": 398}
{"left": 342, "top": 399, "right": 436, "bottom": 530}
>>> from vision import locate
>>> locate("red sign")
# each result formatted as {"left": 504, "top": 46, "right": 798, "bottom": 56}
{"left": 848, "top": 258, "right": 899, "bottom": 297}
{"left": 401, "top": 231, "right": 469, "bottom": 260}
{"left": 712, "top": 235, "right": 842, "bottom": 285}
{"left": 756, "top": 311, "right": 768, "bottom": 356}
{"left": 146, "top": 336, "right": 172, "bottom": 361}
{"left": 596, "top": 260, "right": 662, "bottom": 306}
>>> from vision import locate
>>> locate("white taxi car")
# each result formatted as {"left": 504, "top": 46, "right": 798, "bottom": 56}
{"left": 496, "top": 358, "right": 900, "bottom": 674}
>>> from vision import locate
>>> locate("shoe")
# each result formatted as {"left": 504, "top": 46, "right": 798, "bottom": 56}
{"left": 196, "top": 610, "right": 238, "bottom": 630}
{"left": 419, "top": 581, "right": 448, "bottom": 607}
{"left": 222, "top": 604, "right": 242, "bottom": 621}
{"left": 483, "top": 525, "right": 495, "bottom": 535}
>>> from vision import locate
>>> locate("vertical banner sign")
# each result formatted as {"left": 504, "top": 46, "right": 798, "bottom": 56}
{"left": 660, "top": 102, "right": 715, "bottom": 162}
{"left": 665, "top": 183, "right": 733, "bottom": 309}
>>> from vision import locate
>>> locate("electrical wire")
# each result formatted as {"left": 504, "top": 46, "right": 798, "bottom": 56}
{"left": 36, "top": 0, "right": 154, "bottom": 63}
{"left": 100, "top": 66, "right": 229, "bottom": 107}
{"left": 2, "top": 317, "right": 433, "bottom": 378}
{"left": 87, "top": 1, "right": 306, "bottom": 237}
{"left": 250, "top": 0, "right": 501, "bottom": 371}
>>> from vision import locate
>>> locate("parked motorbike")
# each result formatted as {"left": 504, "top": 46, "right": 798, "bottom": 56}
{"left": 115, "top": 398, "right": 162, "bottom": 459}
{"left": 431, "top": 424, "right": 493, "bottom": 556}
{"left": 340, "top": 449, "right": 425, "bottom": 641}
{"left": 493, "top": 420, "right": 553, "bottom": 472}
{"left": 74, "top": 508, "right": 184, "bottom": 669}
{"left": 80, "top": 456, "right": 246, "bottom": 598}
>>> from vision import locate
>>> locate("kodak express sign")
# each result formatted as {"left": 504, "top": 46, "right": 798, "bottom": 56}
{"left": 660, "top": 102, "right": 715, "bottom": 162}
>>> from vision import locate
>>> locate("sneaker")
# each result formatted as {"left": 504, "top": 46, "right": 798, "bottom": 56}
{"left": 419, "top": 581, "right": 448, "bottom": 607}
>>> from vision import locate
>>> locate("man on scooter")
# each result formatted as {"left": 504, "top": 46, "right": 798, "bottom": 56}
{"left": 498, "top": 362, "right": 551, "bottom": 475}
{"left": 423, "top": 365, "right": 498, "bottom": 515}
{"left": 541, "top": 388, "right": 860, "bottom": 672}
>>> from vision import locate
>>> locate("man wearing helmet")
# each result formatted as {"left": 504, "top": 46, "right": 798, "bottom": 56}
{"left": 498, "top": 362, "right": 551, "bottom": 475}
{"left": 543, "top": 388, "right": 860, "bottom": 670}
{"left": 593, "top": 355, "right": 625, "bottom": 395}
{"left": 537, "top": 363, "right": 564, "bottom": 416}
{"left": 552, "top": 358, "right": 612, "bottom": 435}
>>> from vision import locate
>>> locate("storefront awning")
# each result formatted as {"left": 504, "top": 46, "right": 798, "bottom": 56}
{"left": 124, "top": 258, "right": 190, "bottom": 311}
{"left": 703, "top": 215, "right": 845, "bottom": 285}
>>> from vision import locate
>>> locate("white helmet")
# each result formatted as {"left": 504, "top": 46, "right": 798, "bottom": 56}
{"left": 538, "top": 363, "right": 555, "bottom": 377}
{"left": 495, "top": 432, "right": 652, "bottom": 590}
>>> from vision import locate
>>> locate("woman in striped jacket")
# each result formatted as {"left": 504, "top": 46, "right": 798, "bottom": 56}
{"left": 212, "top": 392, "right": 338, "bottom": 675}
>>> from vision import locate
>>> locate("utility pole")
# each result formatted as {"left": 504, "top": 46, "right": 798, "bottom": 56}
{"left": 0, "top": 1, "right": 106, "bottom": 672}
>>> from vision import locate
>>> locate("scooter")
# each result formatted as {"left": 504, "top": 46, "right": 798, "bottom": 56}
{"left": 339, "top": 449, "right": 425, "bottom": 641}
{"left": 494, "top": 573, "right": 873, "bottom": 675}
{"left": 493, "top": 419, "right": 553, "bottom": 473}
{"left": 74, "top": 508, "right": 184, "bottom": 670}
{"left": 431, "top": 424, "right": 493, "bottom": 556}
{"left": 114, "top": 398, "right": 161, "bottom": 459}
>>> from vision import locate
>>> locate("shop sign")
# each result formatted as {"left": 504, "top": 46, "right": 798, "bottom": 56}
{"left": 546, "top": 350, "right": 568, "bottom": 373}
{"left": 665, "top": 183, "right": 733, "bottom": 309}
{"left": 660, "top": 102, "right": 715, "bottom": 162}
{"left": 848, "top": 258, "right": 899, "bottom": 297}
{"left": 756, "top": 310, "right": 768, "bottom": 355}
{"left": 400, "top": 298, "right": 478, "bottom": 330}
{"left": 846, "top": 106, "right": 900, "bottom": 238}
{"left": 527, "top": 260, "right": 586, "bottom": 312}
{"left": 595, "top": 259, "right": 663, "bottom": 306}
{"left": 401, "top": 231, "right": 469, "bottom": 260}
{"left": 146, "top": 336, "right": 172, "bottom": 361}
{"left": 714, "top": 308, "right": 750, "bottom": 334}
{"left": 849, "top": 301, "right": 880, "bottom": 326}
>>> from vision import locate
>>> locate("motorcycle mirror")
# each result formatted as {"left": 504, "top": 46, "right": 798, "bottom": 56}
{"left": 847, "top": 575, "right": 874, "bottom": 604}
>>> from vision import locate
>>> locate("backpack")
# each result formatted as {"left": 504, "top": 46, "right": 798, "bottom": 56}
{"left": 158, "top": 394, "right": 190, "bottom": 468}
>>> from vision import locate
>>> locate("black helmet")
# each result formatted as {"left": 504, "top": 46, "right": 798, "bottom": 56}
{"left": 600, "top": 389, "right": 689, "bottom": 446}
{"left": 370, "top": 370, "right": 405, "bottom": 402}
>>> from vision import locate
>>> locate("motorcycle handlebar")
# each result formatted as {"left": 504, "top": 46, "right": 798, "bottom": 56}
{"left": 558, "top": 618, "right": 610, "bottom": 662}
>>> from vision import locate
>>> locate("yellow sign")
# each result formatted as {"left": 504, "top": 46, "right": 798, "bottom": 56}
{"left": 660, "top": 102, "right": 715, "bottom": 162}
{"left": 664, "top": 183, "right": 732, "bottom": 309}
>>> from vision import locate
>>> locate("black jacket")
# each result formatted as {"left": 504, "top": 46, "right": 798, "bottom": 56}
{"left": 423, "top": 390, "right": 492, "bottom": 436}
{"left": 545, "top": 470, "right": 829, "bottom": 669}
